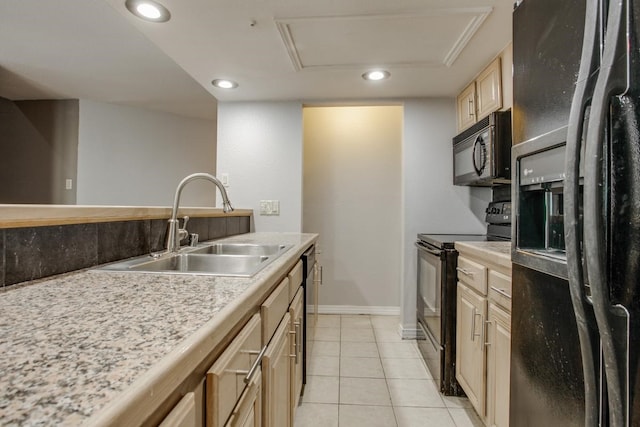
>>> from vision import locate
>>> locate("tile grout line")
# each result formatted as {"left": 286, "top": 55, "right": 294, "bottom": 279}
{"left": 337, "top": 315, "right": 341, "bottom": 427}
{"left": 374, "top": 321, "right": 401, "bottom": 427}
{"left": 301, "top": 315, "right": 476, "bottom": 427}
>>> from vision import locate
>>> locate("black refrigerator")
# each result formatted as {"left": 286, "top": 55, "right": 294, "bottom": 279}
{"left": 511, "top": 0, "right": 640, "bottom": 426}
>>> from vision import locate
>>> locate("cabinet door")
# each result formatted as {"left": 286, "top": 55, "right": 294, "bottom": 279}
{"left": 207, "top": 314, "right": 262, "bottom": 427}
{"left": 456, "top": 282, "right": 487, "bottom": 417}
{"left": 289, "top": 287, "right": 304, "bottom": 421}
{"left": 457, "top": 82, "right": 477, "bottom": 131}
{"left": 226, "top": 368, "right": 262, "bottom": 427}
{"left": 476, "top": 57, "right": 503, "bottom": 120}
{"left": 159, "top": 392, "right": 197, "bottom": 427}
{"left": 487, "top": 303, "right": 511, "bottom": 427}
{"left": 263, "top": 313, "right": 291, "bottom": 427}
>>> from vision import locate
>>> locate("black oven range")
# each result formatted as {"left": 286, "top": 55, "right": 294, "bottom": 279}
{"left": 415, "top": 201, "right": 510, "bottom": 396}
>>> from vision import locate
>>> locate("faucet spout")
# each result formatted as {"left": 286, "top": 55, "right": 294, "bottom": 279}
{"left": 166, "top": 173, "right": 234, "bottom": 253}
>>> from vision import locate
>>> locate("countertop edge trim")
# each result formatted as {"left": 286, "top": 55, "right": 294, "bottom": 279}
{"left": 0, "top": 206, "right": 253, "bottom": 229}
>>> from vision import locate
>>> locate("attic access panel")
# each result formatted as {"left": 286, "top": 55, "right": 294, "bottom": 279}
{"left": 276, "top": 7, "right": 492, "bottom": 71}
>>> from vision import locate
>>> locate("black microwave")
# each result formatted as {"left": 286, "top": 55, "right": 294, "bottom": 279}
{"left": 453, "top": 110, "right": 512, "bottom": 186}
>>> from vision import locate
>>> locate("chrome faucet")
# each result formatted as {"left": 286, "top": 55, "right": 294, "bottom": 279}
{"left": 166, "top": 173, "right": 234, "bottom": 253}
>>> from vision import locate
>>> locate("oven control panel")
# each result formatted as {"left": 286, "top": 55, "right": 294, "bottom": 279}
{"left": 485, "top": 201, "right": 511, "bottom": 224}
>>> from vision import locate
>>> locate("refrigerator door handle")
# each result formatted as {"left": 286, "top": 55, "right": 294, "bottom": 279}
{"left": 583, "top": 0, "right": 631, "bottom": 425}
{"left": 563, "top": 0, "right": 603, "bottom": 424}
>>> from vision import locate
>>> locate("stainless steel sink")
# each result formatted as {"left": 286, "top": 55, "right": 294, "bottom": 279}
{"left": 188, "top": 243, "right": 289, "bottom": 256}
{"left": 94, "top": 243, "right": 292, "bottom": 277}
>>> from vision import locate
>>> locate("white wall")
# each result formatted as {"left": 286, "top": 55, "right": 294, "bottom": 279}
{"left": 216, "top": 102, "right": 303, "bottom": 232}
{"left": 303, "top": 106, "right": 402, "bottom": 313}
{"left": 77, "top": 99, "right": 217, "bottom": 206}
{"left": 214, "top": 99, "right": 492, "bottom": 329}
{"left": 401, "top": 99, "right": 490, "bottom": 335}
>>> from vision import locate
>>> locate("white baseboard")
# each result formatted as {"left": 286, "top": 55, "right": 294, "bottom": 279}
{"left": 316, "top": 305, "right": 400, "bottom": 316}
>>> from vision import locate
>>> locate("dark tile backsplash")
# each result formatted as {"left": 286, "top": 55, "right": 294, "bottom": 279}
{"left": 5, "top": 224, "right": 99, "bottom": 286}
{"left": 150, "top": 219, "right": 169, "bottom": 253}
{"left": 226, "top": 217, "right": 241, "bottom": 236}
{"left": 97, "top": 221, "right": 150, "bottom": 265}
{"left": 187, "top": 217, "right": 210, "bottom": 242}
{"left": 209, "top": 217, "right": 227, "bottom": 239}
{"left": 0, "top": 229, "right": 5, "bottom": 288}
{"left": 0, "top": 214, "right": 251, "bottom": 289}
{"left": 239, "top": 216, "right": 250, "bottom": 234}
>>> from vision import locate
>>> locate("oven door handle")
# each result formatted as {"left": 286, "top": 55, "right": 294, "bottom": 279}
{"left": 415, "top": 241, "right": 443, "bottom": 257}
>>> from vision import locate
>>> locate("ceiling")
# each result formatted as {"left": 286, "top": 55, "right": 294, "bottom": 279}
{"left": 0, "top": 0, "right": 513, "bottom": 119}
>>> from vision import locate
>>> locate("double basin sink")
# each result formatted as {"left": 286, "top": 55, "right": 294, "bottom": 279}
{"left": 96, "top": 243, "right": 292, "bottom": 277}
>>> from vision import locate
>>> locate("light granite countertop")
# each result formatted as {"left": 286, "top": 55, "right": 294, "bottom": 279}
{"left": 0, "top": 232, "right": 317, "bottom": 426}
{"left": 454, "top": 241, "right": 512, "bottom": 270}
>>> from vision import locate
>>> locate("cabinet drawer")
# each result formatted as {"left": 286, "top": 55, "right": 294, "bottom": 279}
{"left": 488, "top": 270, "right": 511, "bottom": 312}
{"left": 457, "top": 256, "right": 487, "bottom": 295}
{"left": 261, "top": 278, "right": 290, "bottom": 345}
{"left": 287, "top": 261, "right": 303, "bottom": 303}
{"left": 207, "top": 314, "right": 262, "bottom": 427}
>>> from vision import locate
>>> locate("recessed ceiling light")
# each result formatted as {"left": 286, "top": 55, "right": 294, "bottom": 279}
{"left": 125, "top": 0, "right": 171, "bottom": 23}
{"left": 362, "top": 70, "right": 391, "bottom": 81}
{"left": 212, "top": 79, "right": 239, "bottom": 89}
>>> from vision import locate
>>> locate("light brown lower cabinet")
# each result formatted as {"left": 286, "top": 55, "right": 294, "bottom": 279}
{"left": 486, "top": 302, "right": 511, "bottom": 427}
{"left": 158, "top": 253, "right": 309, "bottom": 427}
{"left": 206, "top": 314, "right": 263, "bottom": 427}
{"left": 289, "top": 287, "right": 304, "bottom": 422}
{"left": 226, "top": 368, "right": 262, "bottom": 427}
{"left": 456, "top": 281, "right": 487, "bottom": 417}
{"left": 454, "top": 244, "right": 512, "bottom": 427}
{"left": 262, "top": 313, "right": 292, "bottom": 427}
{"left": 159, "top": 392, "right": 198, "bottom": 427}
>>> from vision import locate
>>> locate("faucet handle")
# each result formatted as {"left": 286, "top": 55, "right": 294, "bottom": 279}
{"left": 180, "top": 216, "right": 190, "bottom": 230}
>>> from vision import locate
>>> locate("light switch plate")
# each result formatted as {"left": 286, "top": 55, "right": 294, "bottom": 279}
{"left": 259, "top": 200, "right": 280, "bottom": 216}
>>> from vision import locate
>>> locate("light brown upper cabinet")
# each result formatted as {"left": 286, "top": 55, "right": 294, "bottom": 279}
{"left": 475, "top": 57, "right": 503, "bottom": 120}
{"left": 457, "top": 50, "right": 510, "bottom": 133}
{"left": 457, "top": 82, "right": 478, "bottom": 132}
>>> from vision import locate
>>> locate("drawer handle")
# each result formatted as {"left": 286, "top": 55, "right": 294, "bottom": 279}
{"left": 295, "top": 321, "right": 302, "bottom": 361}
{"left": 289, "top": 330, "right": 297, "bottom": 362}
{"left": 289, "top": 321, "right": 302, "bottom": 363}
{"left": 313, "top": 264, "right": 323, "bottom": 285}
{"left": 485, "top": 320, "right": 492, "bottom": 346}
{"left": 457, "top": 267, "right": 475, "bottom": 278}
{"left": 243, "top": 345, "right": 267, "bottom": 385}
{"left": 471, "top": 310, "right": 483, "bottom": 342}
{"left": 490, "top": 286, "right": 511, "bottom": 300}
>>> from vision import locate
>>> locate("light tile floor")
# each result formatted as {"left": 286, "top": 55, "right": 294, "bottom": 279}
{"left": 294, "top": 314, "right": 485, "bottom": 427}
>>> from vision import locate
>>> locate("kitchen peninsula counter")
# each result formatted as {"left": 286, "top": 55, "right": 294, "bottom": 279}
{"left": 0, "top": 232, "right": 317, "bottom": 426}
